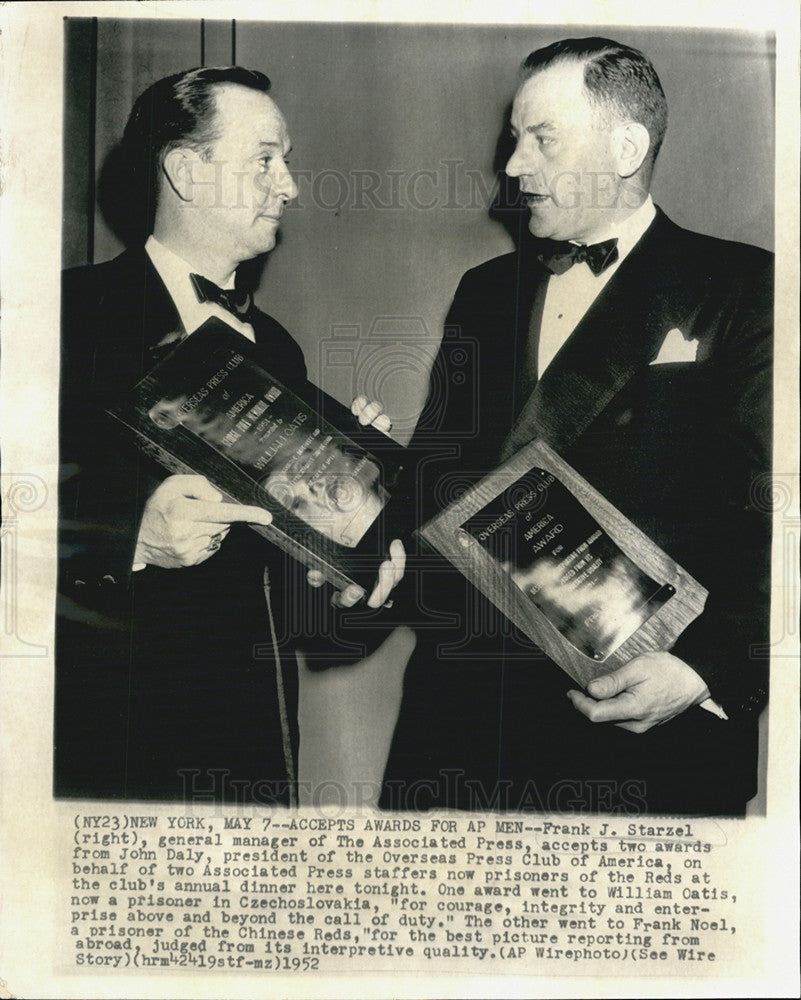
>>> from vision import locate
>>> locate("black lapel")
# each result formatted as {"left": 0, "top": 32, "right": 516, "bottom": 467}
{"left": 485, "top": 245, "right": 550, "bottom": 432}
{"left": 95, "top": 247, "right": 183, "bottom": 374}
{"left": 501, "top": 210, "right": 708, "bottom": 458}
{"left": 64, "top": 246, "right": 184, "bottom": 401}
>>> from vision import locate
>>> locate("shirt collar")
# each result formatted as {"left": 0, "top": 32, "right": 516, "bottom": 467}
{"left": 145, "top": 235, "right": 240, "bottom": 336}
{"left": 581, "top": 195, "right": 656, "bottom": 264}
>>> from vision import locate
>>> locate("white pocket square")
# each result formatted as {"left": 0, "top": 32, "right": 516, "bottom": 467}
{"left": 650, "top": 327, "right": 698, "bottom": 364}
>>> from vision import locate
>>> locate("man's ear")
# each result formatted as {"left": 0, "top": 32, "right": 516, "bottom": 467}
{"left": 161, "top": 147, "right": 198, "bottom": 202}
{"left": 613, "top": 122, "right": 651, "bottom": 178}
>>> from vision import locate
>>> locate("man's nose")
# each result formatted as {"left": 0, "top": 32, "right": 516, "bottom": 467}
{"left": 505, "top": 141, "right": 538, "bottom": 179}
{"left": 273, "top": 160, "right": 298, "bottom": 202}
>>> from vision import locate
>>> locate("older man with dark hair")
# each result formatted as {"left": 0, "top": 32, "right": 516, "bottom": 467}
{"left": 521, "top": 37, "right": 669, "bottom": 168}
{"left": 384, "top": 37, "right": 771, "bottom": 816}
{"left": 56, "top": 66, "right": 403, "bottom": 803}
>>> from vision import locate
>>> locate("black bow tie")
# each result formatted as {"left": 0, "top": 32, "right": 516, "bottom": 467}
{"left": 533, "top": 237, "right": 619, "bottom": 276}
{"left": 190, "top": 273, "right": 253, "bottom": 318}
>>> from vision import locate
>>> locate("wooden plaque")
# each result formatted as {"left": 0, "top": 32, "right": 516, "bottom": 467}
{"left": 416, "top": 439, "right": 708, "bottom": 688}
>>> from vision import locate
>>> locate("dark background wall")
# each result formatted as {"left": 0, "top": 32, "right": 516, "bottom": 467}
{"left": 63, "top": 18, "right": 775, "bottom": 443}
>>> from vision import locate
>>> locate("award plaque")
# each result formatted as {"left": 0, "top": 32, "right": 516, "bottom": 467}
{"left": 416, "top": 439, "right": 708, "bottom": 687}
{"left": 108, "top": 319, "right": 408, "bottom": 590}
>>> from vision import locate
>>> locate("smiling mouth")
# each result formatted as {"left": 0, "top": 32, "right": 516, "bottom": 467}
{"left": 522, "top": 192, "right": 550, "bottom": 206}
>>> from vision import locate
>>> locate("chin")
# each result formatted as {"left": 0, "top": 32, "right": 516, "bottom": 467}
{"left": 244, "top": 237, "right": 277, "bottom": 260}
{"left": 259, "top": 226, "right": 279, "bottom": 249}
{"left": 252, "top": 221, "right": 280, "bottom": 253}
{"left": 527, "top": 217, "right": 555, "bottom": 240}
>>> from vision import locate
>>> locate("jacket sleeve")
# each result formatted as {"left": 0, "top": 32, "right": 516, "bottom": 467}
{"left": 669, "top": 252, "right": 773, "bottom": 719}
{"left": 58, "top": 266, "right": 162, "bottom": 616}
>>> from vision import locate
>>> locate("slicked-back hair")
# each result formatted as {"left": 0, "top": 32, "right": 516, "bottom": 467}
{"left": 121, "top": 66, "right": 273, "bottom": 203}
{"left": 522, "top": 37, "right": 668, "bottom": 171}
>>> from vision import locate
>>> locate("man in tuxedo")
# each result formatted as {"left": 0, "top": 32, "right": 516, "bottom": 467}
{"left": 56, "top": 66, "right": 403, "bottom": 803}
{"left": 384, "top": 38, "right": 771, "bottom": 815}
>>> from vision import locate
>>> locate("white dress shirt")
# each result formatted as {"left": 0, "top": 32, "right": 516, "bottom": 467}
{"left": 145, "top": 235, "right": 256, "bottom": 342}
{"left": 537, "top": 197, "right": 656, "bottom": 376}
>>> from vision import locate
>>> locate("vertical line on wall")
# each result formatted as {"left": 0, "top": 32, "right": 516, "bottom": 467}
{"left": 231, "top": 20, "right": 236, "bottom": 65}
{"left": 87, "top": 17, "right": 98, "bottom": 264}
{"left": 200, "top": 19, "right": 206, "bottom": 66}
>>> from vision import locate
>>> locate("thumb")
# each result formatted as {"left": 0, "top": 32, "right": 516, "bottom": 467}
{"left": 586, "top": 664, "right": 639, "bottom": 700}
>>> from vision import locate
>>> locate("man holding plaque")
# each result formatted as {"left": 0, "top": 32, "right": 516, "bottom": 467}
{"left": 385, "top": 38, "right": 771, "bottom": 815}
{"left": 56, "top": 67, "right": 405, "bottom": 803}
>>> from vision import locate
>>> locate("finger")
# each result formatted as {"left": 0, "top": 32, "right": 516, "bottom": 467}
{"left": 306, "top": 570, "right": 325, "bottom": 588}
{"left": 357, "top": 400, "right": 383, "bottom": 426}
{"left": 586, "top": 664, "right": 641, "bottom": 701}
{"left": 350, "top": 395, "right": 369, "bottom": 417}
{"left": 204, "top": 527, "right": 230, "bottom": 545}
{"left": 333, "top": 584, "right": 365, "bottom": 608}
{"left": 193, "top": 545, "right": 220, "bottom": 566}
{"left": 190, "top": 501, "right": 273, "bottom": 526}
{"left": 388, "top": 538, "right": 406, "bottom": 587}
{"left": 184, "top": 535, "right": 220, "bottom": 566}
{"left": 367, "top": 557, "right": 396, "bottom": 608}
{"left": 365, "top": 540, "right": 407, "bottom": 608}
{"left": 372, "top": 413, "right": 392, "bottom": 434}
{"left": 567, "top": 688, "right": 641, "bottom": 724}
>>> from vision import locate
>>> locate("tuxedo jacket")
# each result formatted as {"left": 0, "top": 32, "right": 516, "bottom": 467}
{"left": 384, "top": 209, "right": 772, "bottom": 815}
{"left": 56, "top": 247, "right": 383, "bottom": 802}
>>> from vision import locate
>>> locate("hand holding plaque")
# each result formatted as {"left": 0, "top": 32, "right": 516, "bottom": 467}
{"left": 567, "top": 650, "right": 712, "bottom": 732}
{"left": 417, "top": 440, "right": 708, "bottom": 688}
{"left": 133, "top": 473, "right": 272, "bottom": 568}
{"left": 109, "top": 318, "right": 409, "bottom": 593}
